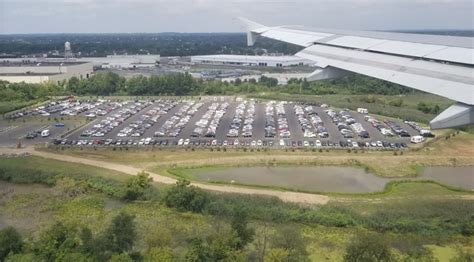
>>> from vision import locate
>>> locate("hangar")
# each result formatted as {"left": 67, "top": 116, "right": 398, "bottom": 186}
{"left": 191, "top": 54, "right": 311, "bottom": 67}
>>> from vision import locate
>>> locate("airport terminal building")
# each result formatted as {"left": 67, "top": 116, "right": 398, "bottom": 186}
{"left": 191, "top": 54, "right": 312, "bottom": 67}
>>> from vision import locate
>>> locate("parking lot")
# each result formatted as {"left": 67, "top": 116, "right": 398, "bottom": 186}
{"left": 31, "top": 97, "right": 434, "bottom": 150}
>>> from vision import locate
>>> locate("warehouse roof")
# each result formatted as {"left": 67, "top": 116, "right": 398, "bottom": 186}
{"left": 192, "top": 54, "right": 309, "bottom": 62}
{"left": 0, "top": 61, "right": 89, "bottom": 67}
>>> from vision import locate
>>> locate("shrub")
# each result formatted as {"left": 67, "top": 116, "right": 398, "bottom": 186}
{"left": 0, "top": 227, "right": 23, "bottom": 260}
{"left": 343, "top": 233, "right": 395, "bottom": 262}
{"left": 123, "top": 172, "right": 153, "bottom": 201}
{"left": 163, "top": 179, "right": 209, "bottom": 213}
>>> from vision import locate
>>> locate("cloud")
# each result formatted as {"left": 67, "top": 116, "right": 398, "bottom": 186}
{"left": 0, "top": 0, "right": 472, "bottom": 33}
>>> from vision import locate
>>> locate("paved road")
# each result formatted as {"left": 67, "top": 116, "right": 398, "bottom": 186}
{"left": 0, "top": 146, "right": 330, "bottom": 205}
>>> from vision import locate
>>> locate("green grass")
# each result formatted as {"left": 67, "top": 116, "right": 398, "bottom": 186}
{"left": 1, "top": 181, "right": 472, "bottom": 261}
{"left": 0, "top": 100, "right": 45, "bottom": 115}
{"left": 0, "top": 156, "right": 130, "bottom": 182}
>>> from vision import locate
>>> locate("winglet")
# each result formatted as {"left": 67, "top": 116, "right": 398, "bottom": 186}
{"left": 430, "top": 103, "right": 474, "bottom": 129}
{"left": 238, "top": 17, "right": 266, "bottom": 31}
{"left": 237, "top": 17, "right": 267, "bottom": 46}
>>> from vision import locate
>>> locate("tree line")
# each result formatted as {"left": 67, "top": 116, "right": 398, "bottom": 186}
{"left": 1, "top": 71, "right": 416, "bottom": 99}
{"left": 0, "top": 33, "right": 300, "bottom": 58}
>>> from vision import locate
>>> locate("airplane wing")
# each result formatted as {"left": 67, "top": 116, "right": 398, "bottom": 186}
{"left": 238, "top": 18, "right": 474, "bottom": 129}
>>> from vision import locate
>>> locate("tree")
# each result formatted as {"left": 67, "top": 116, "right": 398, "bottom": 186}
{"left": 67, "top": 77, "right": 80, "bottom": 93}
{"left": 123, "top": 171, "right": 152, "bottom": 201}
{"left": 231, "top": 206, "right": 255, "bottom": 249}
{"left": 101, "top": 212, "right": 137, "bottom": 254}
{"left": 34, "top": 222, "right": 81, "bottom": 261}
{"left": 269, "top": 226, "right": 308, "bottom": 262}
{"left": 145, "top": 227, "right": 174, "bottom": 249}
{"left": 235, "top": 78, "right": 242, "bottom": 86}
{"left": 208, "top": 232, "right": 241, "bottom": 261}
{"left": 163, "top": 179, "right": 208, "bottom": 213}
{"left": 184, "top": 239, "right": 212, "bottom": 262}
{"left": 265, "top": 248, "right": 290, "bottom": 262}
{"left": 79, "top": 227, "right": 95, "bottom": 255}
{"left": 109, "top": 253, "right": 133, "bottom": 262}
{"left": 389, "top": 98, "right": 404, "bottom": 107}
{"left": 255, "top": 221, "right": 271, "bottom": 262}
{"left": 144, "top": 247, "right": 175, "bottom": 262}
{"left": 3, "top": 253, "right": 36, "bottom": 262}
{"left": 344, "top": 233, "right": 395, "bottom": 262}
{"left": 450, "top": 249, "right": 473, "bottom": 262}
{"left": 0, "top": 227, "right": 23, "bottom": 260}
{"left": 392, "top": 236, "right": 436, "bottom": 262}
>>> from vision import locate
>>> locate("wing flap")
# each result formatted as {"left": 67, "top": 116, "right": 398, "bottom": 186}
{"left": 297, "top": 45, "right": 474, "bottom": 105}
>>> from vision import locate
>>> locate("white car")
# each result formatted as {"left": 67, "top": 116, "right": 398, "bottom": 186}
{"left": 178, "top": 139, "right": 184, "bottom": 146}
{"left": 352, "top": 142, "right": 359, "bottom": 148}
{"left": 145, "top": 138, "right": 152, "bottom": 145}
{"left": 234, "top": 139, "right": 240, "bottom": 146}
{"left": 315, "top": 140, "right": 322, "bottom": 147}
{"left": 41, "top": 129, "right": 50, "bottom": 137}
{"left": 184, "top": 139, "right": 190, "bottom": 146}
{"left": 257, "top": 140, "right": 263, "bottom": 146}
{"left": 377, "top": 141, "right": 383, "bottom": 147}
{"left": 279, "top": 139, "right": 285, "bottom": 146}
{"left": 251, "top": 140, "right": 257, "bottom": 147}
{"left": 303, "top": 141, "right": 309, "bottom": 147}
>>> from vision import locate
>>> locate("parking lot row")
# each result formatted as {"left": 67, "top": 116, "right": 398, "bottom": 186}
{"left": 53, "top": 137, "right": 409, "bottom": 150}
{"left": 61, "top": 100, "right": 425, "bottom": 143}
{"left": 6, "top": 98, "right": 434, "bottom": 149}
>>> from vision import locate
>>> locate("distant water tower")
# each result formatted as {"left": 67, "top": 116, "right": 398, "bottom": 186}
{"left": 64, "top": 41, "right": 73, "bottom": 59}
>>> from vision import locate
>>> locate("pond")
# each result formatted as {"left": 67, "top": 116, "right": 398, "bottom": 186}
{"left": 189, "top": 166, "right": 473, "bottom": 193}
{"left": 419, "top": 166, "right": 473, "bottom": 190}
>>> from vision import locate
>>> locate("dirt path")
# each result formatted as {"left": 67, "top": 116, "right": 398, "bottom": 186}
{"left": 0, "top": 147, "right": 330, "bottom": 205}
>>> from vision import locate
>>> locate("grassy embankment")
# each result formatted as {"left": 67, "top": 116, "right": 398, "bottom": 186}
{"left": 0, "top": 99, "right": 49, "bottom": 115}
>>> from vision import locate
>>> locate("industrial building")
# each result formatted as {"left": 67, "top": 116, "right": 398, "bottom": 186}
{"left": 191, "top": 55, "right": 312, "bottom": 67}
{"left": 220, "top": 73, "right": 308, "bottom": 85}
{"left": 75, "top": 54, "right": 160, "bottom": 69}
{"left": 0, "top": 61, "right": 93, "bottom": 84}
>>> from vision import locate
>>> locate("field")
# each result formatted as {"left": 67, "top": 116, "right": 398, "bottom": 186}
{"left": 0, "top": 155, "right": 472, "bottom": 261}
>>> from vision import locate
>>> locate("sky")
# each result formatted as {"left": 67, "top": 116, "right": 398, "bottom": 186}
{"left": 0, "top": 0, "right": 473, "bottom": 34}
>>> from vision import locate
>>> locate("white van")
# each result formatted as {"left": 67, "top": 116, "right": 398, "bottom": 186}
{"left": 410, "top": 136, "right": 425, "bottom": 144}
{"left": 41, "top": 129, "right": 50, "bottom": 137}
